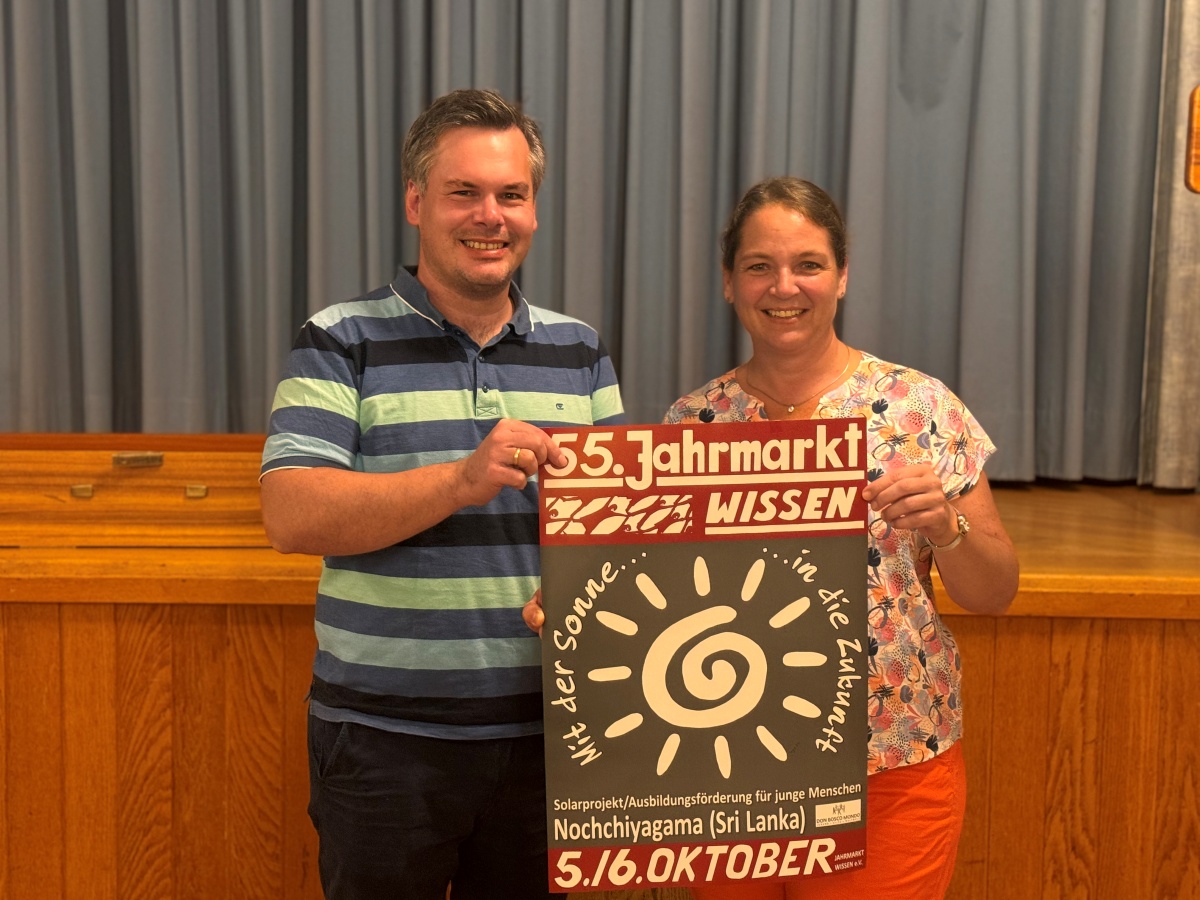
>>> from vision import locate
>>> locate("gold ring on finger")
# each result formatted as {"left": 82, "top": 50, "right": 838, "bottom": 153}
{"left": 512, "top": 447, "right": 522, "bottom": 467}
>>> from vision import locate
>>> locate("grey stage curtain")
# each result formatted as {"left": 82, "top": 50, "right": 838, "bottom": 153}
{"left": 0, "top": 0, "right": 1168, "bottom": 483}
{"left": 1141, "top": 0, "right": 1200, "bottom": 490}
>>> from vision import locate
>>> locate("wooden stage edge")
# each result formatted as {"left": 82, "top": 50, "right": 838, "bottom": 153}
{"left": 0, "top": 486, "right": 1196, "bottom": 620}
{"left": 954, "top": 480, "right": 1200, "bottom": 620}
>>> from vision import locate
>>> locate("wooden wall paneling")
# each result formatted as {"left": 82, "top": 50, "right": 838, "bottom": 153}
{"left": 0, "top": 606, "right": 7, "bottom": 899}
{"left": 986, "top": 617, "right": 1051, "bottom": 900}
{"left": 228, "top": 606, "right": 285, "bottom": 898}
{"left": 62, "top": 605, "right": 118, "bottom": 900}
{"left": 281, "top": 605, "right": 322, "bottom": 900}
{"left": 0, "top": 449, "right": 269, "bottom": 549}
{"left": 0, "top": 434, "right": 268, "bottom": 452}
{"left": 4, "top": 604, "right": 64, "bottom": 900}
{"left": 172, "top": 605, "right": 228, "bottom": 899}
{"left": 1042, "top": 619, "right": 1104, "bottom": 898}
{"left": 1154, "top": 620, "right": 1200, "bottom": 898}
{"left": 1096, "top": 619, "right": 1163, "bottom": 897}
{"left": 116, "top": 604, "right": 175, "bottom": 900}
{"left": 945, "top": 614, "right": 998, "bottom": 900}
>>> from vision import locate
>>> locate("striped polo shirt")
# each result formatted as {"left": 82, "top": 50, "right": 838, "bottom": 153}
{"left": 262, "top": 268, "right": 625, "bottom": 739}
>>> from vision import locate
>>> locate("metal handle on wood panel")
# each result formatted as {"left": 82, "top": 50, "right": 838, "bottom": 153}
{"left": 112, "top": 451, "right": 164, "bottom": 468}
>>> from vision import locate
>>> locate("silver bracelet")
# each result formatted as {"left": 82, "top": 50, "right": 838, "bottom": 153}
{"left": 929, "top": 511, "right": 970, "bottom": 551}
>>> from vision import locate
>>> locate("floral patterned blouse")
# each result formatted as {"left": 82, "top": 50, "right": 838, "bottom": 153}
{"left": 663, "top": 352, "right": 996, "bottom": 774}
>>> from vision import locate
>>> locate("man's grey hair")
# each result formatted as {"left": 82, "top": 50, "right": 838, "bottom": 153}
{"left": 401, "top": 88, "right": 546, "bottom": 194}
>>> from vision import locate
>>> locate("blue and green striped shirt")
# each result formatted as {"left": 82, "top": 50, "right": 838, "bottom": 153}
{"left": 262, "top": 268, "right": 624, "bottom": 739}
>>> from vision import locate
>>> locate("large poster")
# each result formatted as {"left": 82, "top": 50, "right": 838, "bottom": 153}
{"left": 538, "top": 420, "right": 869, "bottom": 892}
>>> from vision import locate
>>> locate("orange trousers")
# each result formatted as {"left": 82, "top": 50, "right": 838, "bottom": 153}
{"left": 690, "top": 742, "right": 967, "bottom": 900}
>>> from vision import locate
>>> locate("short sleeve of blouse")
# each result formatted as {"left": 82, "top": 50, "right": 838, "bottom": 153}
{"left": 865, "top": 362, "right": 995, "bottom": 500}
{"left": 929, "top": 383, "right": 994, "bottom": 499}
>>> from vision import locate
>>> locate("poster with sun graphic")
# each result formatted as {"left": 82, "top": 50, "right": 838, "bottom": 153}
{"left": 538, "top": 419, "right": 869, "bottom": 892}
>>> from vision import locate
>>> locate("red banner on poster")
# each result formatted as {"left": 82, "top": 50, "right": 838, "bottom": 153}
{"left": 539, "top": 420, "right": 869, "bottom": 892}
{"left": 541, "top": 420, "right": 866, "bottom": 545}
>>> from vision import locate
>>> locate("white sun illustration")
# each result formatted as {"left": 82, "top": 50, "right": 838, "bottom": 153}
{"left": 585, "top": 552, "right": 826, "bottom": 779}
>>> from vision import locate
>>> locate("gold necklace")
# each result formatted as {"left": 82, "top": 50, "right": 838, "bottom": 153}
{"left": 741, "top": 346, "right": 854, "bottom": 415}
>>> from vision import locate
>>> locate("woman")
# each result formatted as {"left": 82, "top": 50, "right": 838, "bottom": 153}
{"left": 663, "top": 177, "right": 1019, "bottom": 899}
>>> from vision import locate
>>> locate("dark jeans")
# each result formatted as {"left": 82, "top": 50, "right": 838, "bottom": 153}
{"left": 307, "top": 715, "right": 553, "bottom": 900}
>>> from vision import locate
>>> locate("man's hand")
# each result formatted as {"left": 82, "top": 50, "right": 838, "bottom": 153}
{"left": 522, "top": 589, "right": 544, "bottom": 636}
{"left": 262, "top": 419, "right": 569, "bottom": 557}
{"left": 454, "top": 420, "right": 570, "bottom": 508}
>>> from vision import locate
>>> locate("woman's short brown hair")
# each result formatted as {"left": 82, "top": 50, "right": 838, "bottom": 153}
{"left": 721, "top": 177, "right": 848, "bottom": 272}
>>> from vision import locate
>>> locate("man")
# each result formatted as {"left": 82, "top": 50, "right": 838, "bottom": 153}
{"left": 260, "top": 89, "right": 624, "bottom": 899}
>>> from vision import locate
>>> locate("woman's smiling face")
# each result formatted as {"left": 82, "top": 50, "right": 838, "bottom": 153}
{"left": 723, "top": 203, "right": 848, "bottom": 357}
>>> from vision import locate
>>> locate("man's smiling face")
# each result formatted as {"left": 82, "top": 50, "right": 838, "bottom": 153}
{"left": 406, "top": 126, "right": 538, "bottom": 304}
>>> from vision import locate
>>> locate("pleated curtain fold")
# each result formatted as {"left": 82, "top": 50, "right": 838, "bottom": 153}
{"left": 0, "top": 0, "right": 1187, "bottom": 486}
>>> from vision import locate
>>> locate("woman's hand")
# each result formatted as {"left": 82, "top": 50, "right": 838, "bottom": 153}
{"left": 523, "top": 589, "right": 544, "bottom": 636}
{"left": 861, "top": 463, "right": 959, "bottom": 546}
{"left": 865, "top": 468, "right": 1019, "bottom": 615}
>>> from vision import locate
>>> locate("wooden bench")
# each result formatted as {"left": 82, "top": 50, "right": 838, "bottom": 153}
{"left": 0, "top": 434, "right": 322, "bottom": 900}
{"left": 0, "top": 434, "right": 320, "bottom": 606}
{"left": 0, "top": 434, "right": 1197, "bottom": 899}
